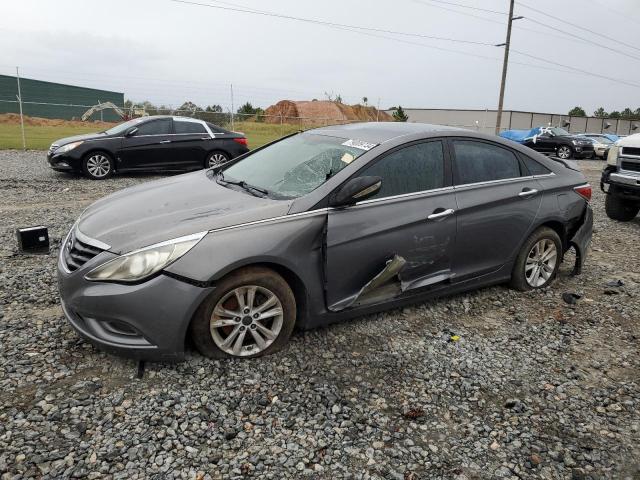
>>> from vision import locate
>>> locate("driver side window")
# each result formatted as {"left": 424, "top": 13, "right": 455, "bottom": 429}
{"left": 356, "top": 141, "right": 444, "bottom": 200}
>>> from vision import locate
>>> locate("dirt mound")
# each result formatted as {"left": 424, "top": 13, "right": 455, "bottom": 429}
{"left": 0, "top": 113, "right": 116, "bottom": 128}
{"left": 263, "top": 100, "right": 392, "bottom": 126}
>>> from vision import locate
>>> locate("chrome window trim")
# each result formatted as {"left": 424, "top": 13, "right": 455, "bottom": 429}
{"left": 208, "top": 209, "right": 329, "bottom": 234}
{"left": 452, "top": 173, "right": 554, "bottom": 190}
{"left": 354, "top": 186, "right": 454, "bottom": 206}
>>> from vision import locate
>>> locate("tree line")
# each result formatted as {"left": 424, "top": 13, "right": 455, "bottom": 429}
{"left": 568, "top": 106, "right": 640, "bottom": 120}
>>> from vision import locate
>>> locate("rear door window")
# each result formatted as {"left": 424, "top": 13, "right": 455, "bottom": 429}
{"left": 174, "top": 120, "right": 208, "bottom": 134}
{"left": 356, "top": 141, "right": 445, "bottom": 199}
{"left": 452, "top": 140, "right": 522, "bottom": 185}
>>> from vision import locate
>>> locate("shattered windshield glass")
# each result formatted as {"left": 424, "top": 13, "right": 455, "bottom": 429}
{"left": 222, "top": 132, "right": 372, "bottom": 198}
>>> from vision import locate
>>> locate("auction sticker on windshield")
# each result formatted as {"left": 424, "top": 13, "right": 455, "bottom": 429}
{"left": 342, "top": 139, "right": 378, "bottom": 151}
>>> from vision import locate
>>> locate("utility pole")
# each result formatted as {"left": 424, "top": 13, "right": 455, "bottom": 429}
{"left": 495, "top": 0, "right": 521, "bottom": 135}
{"left": 16, "top": 66, "right": 26, "bottom": 150}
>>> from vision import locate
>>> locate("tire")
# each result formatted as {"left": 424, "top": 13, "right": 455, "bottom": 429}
{"left": 556, "top": 145, "right": 573, "bottom": 159}
{"left": 206, "top": 150, "right": 230, "bottom": 169}
{"left": 510, "top": 227, "right": 562, "bottom": 291}
{"left": 190, "top": 267, "right": 296, "bottom": 359}
{"left": 82, "top": 152, "right": 114, "bottom": 180}
{"left": 605, "top": 193, "right": 639, "bottom": 222}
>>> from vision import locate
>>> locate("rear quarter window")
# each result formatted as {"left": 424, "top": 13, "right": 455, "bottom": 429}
{"left": 521, "top": 155, "right": 551, "bottom": 175}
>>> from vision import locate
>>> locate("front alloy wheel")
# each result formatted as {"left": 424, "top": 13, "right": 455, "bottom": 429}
{"left": 210, "top": 286, "right": 283, "bottom": 356}
{"left": 190, "top": 267, "right": 296, "bottom": 358}
{"left": 83, "top": 153, "right": 113, "bottom": 179}
{"left": 557, "top": 145, "right": 573, "bottom": 159}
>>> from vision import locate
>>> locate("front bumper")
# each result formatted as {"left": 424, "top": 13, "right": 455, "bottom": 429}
{"left": 58, "top": 249, "right": 214, "bottom": 361}
{"left": 569, "top": 204, "right": 593, "bottom": 275}
{"left": 47, "top": 151, "right": 79, "bottom": 172}
{"left": 601, "top": 166, "right": 640, "bottom": 196}
{"left": 573, "top": 146, "right": 595, "bottom": 159}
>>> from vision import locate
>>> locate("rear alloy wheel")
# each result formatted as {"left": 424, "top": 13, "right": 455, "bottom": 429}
{"left": 605, "top": 193, "right": 640, "bottom": 222}
{"left": 207, "top": 151, "right": 230, "bottom": 168}
{"left": 83, "top": 153, "right": 114, "bottom": 180}
{"left": 190, "top": 267, "right": 296, "bottom": 358}
{"left": 556, "top": 145, "right": 573, "bottom": 159}
{"left": 510, "top": 227, "right": 562, "bottom": 291}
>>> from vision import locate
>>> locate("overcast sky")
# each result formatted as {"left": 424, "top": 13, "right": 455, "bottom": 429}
{"left": 1, "top": 0, "right": 639, "bottom": 114}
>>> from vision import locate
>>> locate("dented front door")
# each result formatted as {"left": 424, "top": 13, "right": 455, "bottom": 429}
{"left": 325, "top": 189, "right": 457, "bottom": 311}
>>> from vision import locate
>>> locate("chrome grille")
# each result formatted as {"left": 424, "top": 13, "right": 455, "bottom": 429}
{"left": 64, "top": 231, "right": 104, "bottom": 272}
{"left": 622, "top": 147, "right": 640, "bottom": 157}
{"left": 621, "top": 161, "right": 640, "bottom": 173}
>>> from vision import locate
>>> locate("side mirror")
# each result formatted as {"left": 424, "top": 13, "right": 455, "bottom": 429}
{"left": 125, "top": 127, "right": 138, "bottom": 137}
{"left": 330, "top": 176, "right": 382, "bottom": 208}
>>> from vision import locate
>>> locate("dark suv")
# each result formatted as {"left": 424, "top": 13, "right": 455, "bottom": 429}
{"left": 47, "top": 116, "right": 249, "bottom": 179}
{"left": 522, "top": 127, "right": 594, "bottom": 160}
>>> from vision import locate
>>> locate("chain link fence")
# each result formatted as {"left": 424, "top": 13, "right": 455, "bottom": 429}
{"left": 0, "top": 99, "right": 370, "bottom": 150}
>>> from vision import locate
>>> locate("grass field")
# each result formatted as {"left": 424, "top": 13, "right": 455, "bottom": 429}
{"left": 0, "top": 120, "right": 303, "bottom": 151}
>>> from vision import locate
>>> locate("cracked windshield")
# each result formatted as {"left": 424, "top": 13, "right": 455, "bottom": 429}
{"left": 222, "top": 133, "right": 373, "bottom": 198}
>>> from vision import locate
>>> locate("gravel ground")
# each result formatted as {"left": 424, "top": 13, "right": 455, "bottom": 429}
{"left": 1, "top": 150, "right": 639, "bottom": 480}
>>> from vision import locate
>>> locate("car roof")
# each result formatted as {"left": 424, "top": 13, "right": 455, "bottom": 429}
{"left": 306, "top": 122, "right": 465, "bottom": 144}
{"left": 140, "top": 115, "right": 205, "bottom": 123}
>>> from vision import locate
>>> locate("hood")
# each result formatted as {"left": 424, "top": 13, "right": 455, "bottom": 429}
{"left": 54, "top": 132, "right": 108, "bottom": 146}
{"left": 77, "top": 170, "right": 293, "bottom": 253}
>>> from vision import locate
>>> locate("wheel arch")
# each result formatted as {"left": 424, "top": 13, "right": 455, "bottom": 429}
{"left": 184, "top": 259, "right": 311, "bottom": 349}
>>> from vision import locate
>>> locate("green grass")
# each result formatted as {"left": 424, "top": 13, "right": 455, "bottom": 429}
{"left": 0, "top": 121, "right": 304, "bottom": 151}
{"left": 0, "top": 123, "right": 104, "bottom": 150}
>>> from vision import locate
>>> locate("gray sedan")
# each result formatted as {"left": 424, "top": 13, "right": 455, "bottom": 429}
{"left": 57, "top": 122, "right": 593, "bottom": 360}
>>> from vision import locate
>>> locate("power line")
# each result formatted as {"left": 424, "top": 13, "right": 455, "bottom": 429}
{"left": 516, "top": 1, "right": 640, "bottom": 53}
{"left": 412, "top": 0, "right": 507, "bottom": 15}
{"left": 172, "top": 0, "right": 640, "bottom": 91}
{"left": 586, "top": 0, "right": 640, "bottom": 27}
{"left": 510, "top": 49, "right": 640, "bottom": 89}
{"left": 170, "top": 0, "right": 497, "bottom": 46}
{"left": 409, "top": 0, "right": 620, "bottom": 52}
{"left": 523, "top": 17, "right": 640, "bottom": 62}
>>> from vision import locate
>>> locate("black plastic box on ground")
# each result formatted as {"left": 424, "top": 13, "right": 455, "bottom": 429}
{"left": 16, "top": 226, "right": 49, "bottom": 254}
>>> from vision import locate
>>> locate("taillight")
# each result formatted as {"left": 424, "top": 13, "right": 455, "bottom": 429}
{"left": 234, "top": 137, "right": 248, "bottom": 146}
{"left": 574, "top": 184, "right": 592, "bottom": 202}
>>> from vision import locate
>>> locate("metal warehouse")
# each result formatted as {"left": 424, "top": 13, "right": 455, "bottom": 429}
{"left": 388, "top": 108, "right": 640, "bottom": 136}
{"left": 0, "top": 74, "right": 124, "bottom": 122}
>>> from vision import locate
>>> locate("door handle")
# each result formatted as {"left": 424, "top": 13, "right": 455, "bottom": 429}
{"left": 518, "top": 188, "right": 538, "bottom": 198}
{"left": 427, "top": 208, "right": 455, "bottom": 220}
{"left": 159, "top": 140, "right": 171, "bottom": 144}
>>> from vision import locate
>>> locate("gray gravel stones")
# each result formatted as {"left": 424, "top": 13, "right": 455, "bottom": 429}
{"left": 1, "top": 151, "right": 639, "bottom": 479}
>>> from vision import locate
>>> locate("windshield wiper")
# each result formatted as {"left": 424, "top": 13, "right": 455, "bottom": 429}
{"left": 216, "top": 171, "right": 269, "bottom": 197}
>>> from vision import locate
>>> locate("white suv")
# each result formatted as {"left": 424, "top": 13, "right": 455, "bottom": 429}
{"left": 601, "top": 133, "right": 640, "bottom": 221}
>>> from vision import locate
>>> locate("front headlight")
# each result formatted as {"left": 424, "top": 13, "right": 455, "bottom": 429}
{"left": 607, "top": 145, "right": 619, "bottom": 166}
{"left": 572, "top": 140, "right": 578, "bottom": 146}
{"left": 85, "top": 232, "right": 207, "bottom": 283}
{"left": 56, "top": 141, "right": 84, "bottom": 154}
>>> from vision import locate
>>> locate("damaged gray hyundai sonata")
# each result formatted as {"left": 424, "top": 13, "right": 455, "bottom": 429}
{"left": 58, "top": 122, "right": 593, "bottom": 360}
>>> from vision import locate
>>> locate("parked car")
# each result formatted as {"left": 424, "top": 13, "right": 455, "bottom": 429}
{"left": 601, "top": 133, "right": 640, "bottom": 221}
{"left": 58, "top": 122, "right": 593, "bottom": 360}
{"left": 520, "top": 127, "right": 595, "bottom": 159}
{"left": 47, "top": 115, "right": 249, "bottom": 179}
{"left": 580, "top": 133, "right": 614, "bottom": 159}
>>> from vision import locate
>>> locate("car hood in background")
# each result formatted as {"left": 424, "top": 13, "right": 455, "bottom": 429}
{"left": 77, "top": 170, "right": 293, "bottom": 254}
